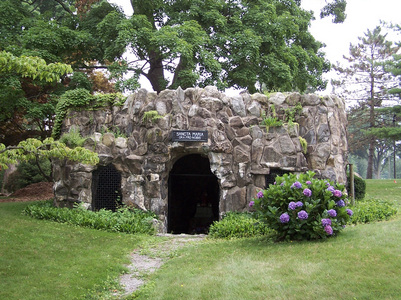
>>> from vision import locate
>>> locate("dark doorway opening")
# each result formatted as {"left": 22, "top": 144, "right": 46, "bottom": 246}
{"left": 168, "top": 154, "right": 219, "bottom": 234}
{"left": 92, "top": 164, "right": 122, "bottom": 211}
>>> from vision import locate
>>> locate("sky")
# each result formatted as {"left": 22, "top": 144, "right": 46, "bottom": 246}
{"left": 109, "top": 0, "right": 401, "bottom": 94}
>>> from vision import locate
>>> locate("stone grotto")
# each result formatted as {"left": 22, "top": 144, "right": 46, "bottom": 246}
{"left": 53, "top": 86, "right": 348, "bottom": 233}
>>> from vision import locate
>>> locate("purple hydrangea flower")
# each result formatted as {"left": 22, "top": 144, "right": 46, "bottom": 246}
{"left": 257, "top": 191, "right": 264, "bottom": 198}
{"left": 303, "top": 188, "right": 312, "bottom": 197}
{"left": 306, "top": 181, "right": 312, "bottom": 185}
{"left": 324, "top": 225, "right": 333, "bottom": 235}
{"left": 327, "top": 186, "right": 335, "bottom": 193}
{"left": 274, "top": 181, "right": 277, "bottom": 185}
{"left": 288, "top": 201, "right": 297, "bottom": 210}
{"left": 321, "top": 218, "right": 332, "bottom": 226}
{"left": 280, "top": 213, "right": 290, "bottom": 223}
{"left": 333, "top": 190, "right": 342, "bottom": 198}
{"left": 328, "top": 209, "right": 337, "bottom": 217}
{"left": 291, "top": 181, "right": 302, "bottom": 189}
{"left": 346, "top": 209, "right": 353, "bottom": 216}
{"left": 249, "top": 201, "right": 255, "bottom": 207}
{"left": 295, "top": 201, "right": 303, "bottom": 208}
{"left": 336, "top": 200, "right": 345, "bottom": 207}
{"left": 297, "top": 210, "right": 309, "bottom": 220}
{"left": 280, "top": 182, "right": 285, "bottom": 186}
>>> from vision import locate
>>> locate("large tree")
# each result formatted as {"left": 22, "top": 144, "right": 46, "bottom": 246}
{"left": 116, "top": 0, "right": 335, "bottom": 93}
{"left": 333, "top": 26, "right": 400, "bottom": 179}
{"left": 1, "top": 0, "right": 345, "bottom": 145}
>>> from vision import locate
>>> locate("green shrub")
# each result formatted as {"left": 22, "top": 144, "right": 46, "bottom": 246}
{"left": 347, "top": 173, "right": 366, "bottom": 200}
{"left": 253, "top": 171, "right": 353, "bottom": 241}
{"left": 23, "top": 201, "right": 158, "bottom": 235}
{"left": 208, "top": 212, "right": 271, "bottom": 239}
{"left": 0, "top": 169, "right": 4, "bottom": 191}
{"left": 350, "top": 198, "right": 397, "bottom": 224}
{"left": 4, "top": 159, "right": 51, "bottom": 192}
{"left": 142, "top": 110, "right": 162, "bottom": 124}
{"left": 59, "top": 126, "right": 86, "bottom": 148}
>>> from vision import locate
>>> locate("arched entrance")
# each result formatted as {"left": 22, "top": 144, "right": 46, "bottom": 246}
{"left": 92, "top": 164, "right": 122, "bottom": 211}
{"left": 168, "top": 154, "right": 219, "bottom": 234}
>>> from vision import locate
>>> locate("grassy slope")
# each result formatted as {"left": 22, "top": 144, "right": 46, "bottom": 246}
{"left": 0, "top": 202, "right": 154, "bottom": 300}
{"left": 134, "top": 180, "right": 401, "bottom": 300}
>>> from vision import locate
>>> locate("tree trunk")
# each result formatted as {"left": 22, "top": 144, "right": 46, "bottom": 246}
{"left": 366, "top": 63, "right": 375, "bottom": 179}
{"left": 146, "top": 51, "right": 166, "bottom": 93}
{"left": 367, "top": 137, "right": 374, "bottom": 179}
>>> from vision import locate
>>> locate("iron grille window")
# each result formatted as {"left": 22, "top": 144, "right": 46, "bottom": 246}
{"left": 92, "top": 164, "right": 122, "bottom": 211}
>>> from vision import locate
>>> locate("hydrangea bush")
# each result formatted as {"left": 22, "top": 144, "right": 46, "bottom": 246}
{"left": 252, "top": 171, "right": 352, "bottom": 241}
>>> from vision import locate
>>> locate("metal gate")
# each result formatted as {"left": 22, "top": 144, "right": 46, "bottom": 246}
{"left": 92, "top": 164, "right": 122, "bottom": 211}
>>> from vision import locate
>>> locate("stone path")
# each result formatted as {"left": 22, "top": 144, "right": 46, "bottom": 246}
{"left": 118, "top": 234, "right": 206, "bottom": 296}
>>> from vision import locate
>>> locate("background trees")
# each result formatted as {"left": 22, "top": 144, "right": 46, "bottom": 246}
{"left": 0, "top": 0, "right": 124, "bottom": 145}
{"left": 333, "top": 26, "right": 400, "bottom": 179}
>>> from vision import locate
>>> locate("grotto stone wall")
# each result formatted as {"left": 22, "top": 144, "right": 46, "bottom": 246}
{"left": 53, "top": 86, "right": 348, "bottom": 231}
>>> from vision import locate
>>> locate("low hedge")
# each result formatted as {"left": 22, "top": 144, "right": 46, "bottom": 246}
{"left": 23, "top": 201, "right": 157, "bottom": 235}
{"left": 350, "top": 198, "right": 397, "bottom": 224}
{"left": 208, "top": 212, "right": 271, "bottom": 239}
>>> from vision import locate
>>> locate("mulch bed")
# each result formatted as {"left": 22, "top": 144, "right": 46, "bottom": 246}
{"left": 0, "top": 182, "right": 54, "bottom": 203}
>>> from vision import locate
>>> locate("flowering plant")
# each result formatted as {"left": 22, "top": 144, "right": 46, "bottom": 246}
{"left": 252, "top": 171, "right": 352, "bottom": 241}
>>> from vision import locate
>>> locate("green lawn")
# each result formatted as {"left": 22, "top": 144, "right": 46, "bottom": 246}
{"left": 133, "top": 180, "right": 401, "bottom": 300}
{"left": 0, "top": 202, "right": 157, "bottom": 300}
{"left": 134, "top": 217, "right": 401, "bottom": 300}
{"left": 1, "top": 180, "right": 400, "bottom": 300}
{"left": 365, "top": 179, "right": 401, "bottom": 207}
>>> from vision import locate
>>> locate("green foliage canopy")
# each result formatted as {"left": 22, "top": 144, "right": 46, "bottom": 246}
{"left": 0, "top": 137, "right": 99, "bottom": 171}
{"left": 0, "top": 51, "right": 73, "bottom": 82}
{"left": 117, "top": 0, "right": 332, "bottom": 93}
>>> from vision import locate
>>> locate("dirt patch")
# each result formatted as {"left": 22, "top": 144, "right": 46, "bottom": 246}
{"left": 0, "top": 182, "right": 53, "bottom": 203}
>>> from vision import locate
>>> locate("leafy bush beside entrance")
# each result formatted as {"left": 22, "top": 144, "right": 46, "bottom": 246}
{"left": 252, "top": 171, "right": 352, "bottom": 241}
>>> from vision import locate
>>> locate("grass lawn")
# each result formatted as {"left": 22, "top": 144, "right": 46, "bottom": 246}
{"left": 365, "top": 179, "right": 401, "bottom": 207}
{"left": 1, "top": 179, "right": 400, "bottom": 300}
{"left": 133, "top": 180, "right": 401, "bottom": 300}
{"left": 0, "top": 201, "right": 158, "bottom": 300}
{"left": 134, "top": 217, "right": 401, "bottom": 300}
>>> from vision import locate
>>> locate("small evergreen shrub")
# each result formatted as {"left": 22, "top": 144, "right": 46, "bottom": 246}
{"left": 252, "top": 171, "right": 352, "bottom": 241}
{"left": 59, "top": 126, "right": 86, "bottom": 148}
{"left": 208, "top": 212, "right": 271, "bottom": 239}
{"left": 4, "top": 159, "right": 51, "bottom": 192}
{"left": 142, "top": 110, "right": 162, "bottom": 124}
{"left": 0, "top": 169, "right": 5, "bottom": 191}
{"left": 347, "top": 173, "right": 366, "bottom": 200}
{"left": 23, "top": 201, "right": 157, "bottom": 235}
{"left": 350, "top": 198, "right": 397, "bottom": 224}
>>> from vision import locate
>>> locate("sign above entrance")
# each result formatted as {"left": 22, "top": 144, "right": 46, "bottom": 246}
{"left": 171, "top": 130, "right": 208, "bottom": 142}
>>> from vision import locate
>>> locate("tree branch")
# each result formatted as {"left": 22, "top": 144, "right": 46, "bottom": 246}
{"left": 52, "top": 0, "right": 73, "bottom": 15}
{"left": 35, "top": 155, "right": 52, "bottom": 182}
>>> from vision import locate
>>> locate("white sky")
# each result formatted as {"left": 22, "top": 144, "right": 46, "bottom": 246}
{"left": 109, "top": 0, "right": 401, "bottom": 94}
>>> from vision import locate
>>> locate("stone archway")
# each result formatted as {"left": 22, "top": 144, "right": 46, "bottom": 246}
{"left": 92, "top": 164, "right": 122, "bottom": 211}
{"left": 168, "top": 154, "right": 219, "bottom": 234}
